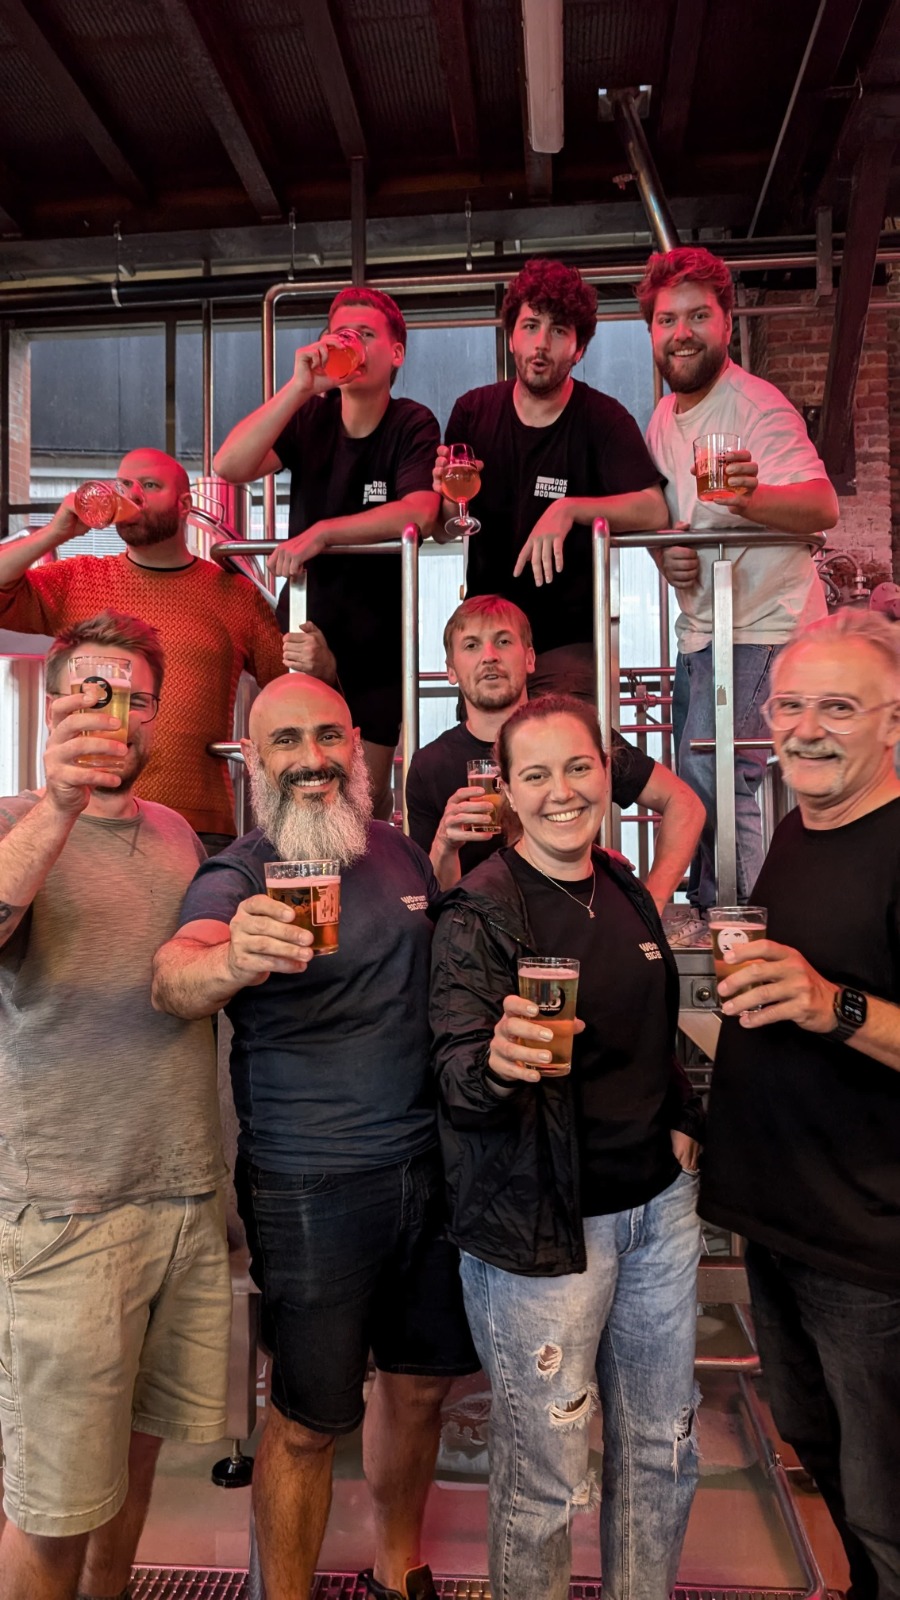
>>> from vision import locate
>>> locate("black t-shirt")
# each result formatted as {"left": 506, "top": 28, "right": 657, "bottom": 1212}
{"left": 274, "top": 390, "right": 439, "bottom": 687}
{"left": 405, "top": 720, "right": 655, "bottom": 875}
{"left": 701, "top": 798, "right": 900, "bottom": 1292}
{"left": 176, "top": 822, "right": 439, "bottom": 1173}
{"left": 507, "top": 850, "right": 679, "bottom": 1215}
{"left": 446, "top": 380, "right": 661, "bottom": 655}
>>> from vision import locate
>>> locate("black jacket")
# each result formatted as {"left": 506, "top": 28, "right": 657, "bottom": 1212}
{"left": 429, "top": 847, "right": 703, "bottom": 1278}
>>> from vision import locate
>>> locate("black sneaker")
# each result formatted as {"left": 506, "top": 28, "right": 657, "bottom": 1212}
{"left": 358, "top": 1564, "right": 439, "bottom": 1600}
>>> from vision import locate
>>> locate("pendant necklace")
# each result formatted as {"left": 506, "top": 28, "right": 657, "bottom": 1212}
{"left": 522, "top": 849, "right": 597, "bottom": 918}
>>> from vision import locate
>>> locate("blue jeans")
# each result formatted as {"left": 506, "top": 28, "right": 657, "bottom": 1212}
{"left": 746, "top": 1243, "right": 900, "bottom": 1600}
{"left": 460, "top": 1170, "right": 701, "bottom": 1600}
{"left": 673, "top": 643, "right": 779, "bottom": 908}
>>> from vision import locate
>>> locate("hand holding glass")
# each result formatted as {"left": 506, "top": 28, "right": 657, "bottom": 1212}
{"left": 517, "top": 957, "right": 580, "bottom": 1076}
{"left": 265, "top": 860, "right": 341, "bottom": 956}
{"left": 444, "top": 443, "right": 482, "bottom": 536}
{"left": 68, "top": 654, "right": 132, "bottom": 770}
{"left": 693, "top": 433, "right": 748, "bottom": 504}
{"left": 464, "top": 759, "right": 502, "bottom": 835}
{"left": 709, "top": 906, "right": 767, "bottom": 1002}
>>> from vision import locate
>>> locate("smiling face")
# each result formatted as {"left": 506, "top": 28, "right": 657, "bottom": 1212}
{"left": 447, "top": 613, "right": 535, "bottom": 713}
{"left": 504, "top": 712, "right": 608, "bottom": 872}
{"left": 649, "top": 282, "right": 731, "bottom": 398}
{"left": 771, "top": 638, "right": 900, "bottom": 816}
{"left": 509, "top": 303, "right": 583, "bottom": 399}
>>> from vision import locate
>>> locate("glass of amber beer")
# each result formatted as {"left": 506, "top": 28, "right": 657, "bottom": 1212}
{"left": 323, "top": 327, "right": 365, "bottom": 381}
{"left": 517, "top": 957, "right": 580, "bottom": 1076}
{"left": 265, "top": 860, "right": 341, "bottom": 956}
{"left": 68, "top": 653, "right": 132, "bottom": 771}
{"left": 465, "top": 758, "right": 503, "bottom": 835}
{"left": 444, "top": 443, "right": 482, "bottom": 536}
{"left": 693, "top": 433, "right": 745, "bottom": 504}
{"left": 709, "top": 906, "right": 767, "bottom": 1002}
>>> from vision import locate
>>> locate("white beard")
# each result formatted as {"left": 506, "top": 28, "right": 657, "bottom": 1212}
{"left": 249, "top": 745, "right": 373, "bottom": 867}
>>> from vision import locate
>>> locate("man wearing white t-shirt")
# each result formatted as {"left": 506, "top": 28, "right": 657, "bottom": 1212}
{"left": 639, "top": 247, "right": 839, "bottom": 915}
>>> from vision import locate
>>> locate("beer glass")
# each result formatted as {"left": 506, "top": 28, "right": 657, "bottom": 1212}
{"left": 693, "top": 433, "right": 746, "bottom": 504}
{"left": 73, "top": 480, "right": 141, "bottom": 528}
{"left": 465, "top": 758, "right": 502, "bottom": 835}
{"left": 323, "top": 327, "right": 365, "bottom": 381}
{"left": 517, "top": 957, "right": 580, "bottom": 1076}
{"left": 444, "top": 443, "right": 482, "bottom": 536}
{"left": 68, "top": 654, "right": 132, "bottom": 770}
{"left": 709, "top": 906, "right": 767, "bottom": 1001}
{"left": 265, "top": 860, "right": 341, "bottom": 956}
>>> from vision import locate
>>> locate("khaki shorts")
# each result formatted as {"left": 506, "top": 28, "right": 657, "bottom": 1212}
{"left": 0, "top": 1192, "right": 231, "bottom": 1535}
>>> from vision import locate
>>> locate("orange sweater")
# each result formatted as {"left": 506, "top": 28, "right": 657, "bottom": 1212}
{"left": 0, "top": 554, "right": 284, "bottom": 835}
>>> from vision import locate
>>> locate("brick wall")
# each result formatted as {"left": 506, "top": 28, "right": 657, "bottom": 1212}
{"left": 7, "top": 331, "right": 31, "bottom": 530}
{"left": 750, "top": 288, "right": 895, "bottom": 586}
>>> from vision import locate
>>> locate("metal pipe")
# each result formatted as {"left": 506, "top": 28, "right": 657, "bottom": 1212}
{"left": 592, "top": 519, "right": 614, "bottom": 847}
{"left": 747, "top": 0, "right": 830, "bottom": 240}
{"left": 401, "top": 525, "right": 420, "bottom": 828}
{"left": 609, "top": 90, "right": 680, "bottom": 252}
{"left": 350, "top": 157, "right": 366, "bottom": 285}
{"left": 712, "top": 556, "right": 737, "bottom": 906}
{"left": 201, "top": 299, "right": 213, "bottom": 477}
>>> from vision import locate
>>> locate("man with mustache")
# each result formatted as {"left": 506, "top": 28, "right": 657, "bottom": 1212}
{"left": 0, "top": 448, "right": 285, "bottom": 855}
{"left": 430, "top": 258, "right": 670, "bottom": 701}
{"left": 152, "top": 674, "right": 478, "bottom": 1600}
{"left": 701, "top": 610, "right": 900, "bottom": 1600}
{"left": 406, "top": 593, "right": 704, "bottom": 900}
{"left": 638, "top": 248, "right": 839, "bottom": 928}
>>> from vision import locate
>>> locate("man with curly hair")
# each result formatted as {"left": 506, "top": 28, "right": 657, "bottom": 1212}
{"left": 431, "top": 258, "right": 669, "bottom": 700}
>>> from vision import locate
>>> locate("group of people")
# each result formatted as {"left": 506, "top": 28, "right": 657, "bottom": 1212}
{"left": 0, "top": 244, "right": 896, "bottom": 1600}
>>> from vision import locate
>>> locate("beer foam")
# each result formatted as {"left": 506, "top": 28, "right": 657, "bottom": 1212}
{"left": 518, "top": 963, "right": 579, "bottom": 981}
{"left": 269, "top": 876, "right": 339, "bottom": 889}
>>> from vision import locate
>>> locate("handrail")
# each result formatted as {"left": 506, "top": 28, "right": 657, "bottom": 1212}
{"left": 209, "top": 525, "right": 421, "bottom": 830}
{"left": 593, "top": 522, "right": 826, "bottom": 903}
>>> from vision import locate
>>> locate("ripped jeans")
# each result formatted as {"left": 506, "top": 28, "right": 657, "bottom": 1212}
{"left": 460, "top": 1169, "right": 701, "bottom": 1600}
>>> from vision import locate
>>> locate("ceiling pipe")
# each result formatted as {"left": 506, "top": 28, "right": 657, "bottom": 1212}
{"left": 607, "top": 88, "right": 680, "bottom": 252}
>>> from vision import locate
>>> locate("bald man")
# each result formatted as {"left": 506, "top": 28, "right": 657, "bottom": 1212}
{"left": 152, "top": 673, "right": 478, "bottom": 1600}
{"left": 0, "top": 448, "right": 285, "bottom": 852}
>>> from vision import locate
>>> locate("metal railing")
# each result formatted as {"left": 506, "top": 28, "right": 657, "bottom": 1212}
{"left": 209, "top": 525, "right": 420, "bottom": 829}
{"left": 592, "top": 520, "right": 826, "bottom": 906}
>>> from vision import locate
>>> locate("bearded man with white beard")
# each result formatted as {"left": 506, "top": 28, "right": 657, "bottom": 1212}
{"left": 638, "top": 247, "right": 839, "bottom": 926}
{"left": 152, "top": 673, "right": 478, "bottom": 1600}
{"left": 699, "top": 610, "right": 900, "bottom": 1600}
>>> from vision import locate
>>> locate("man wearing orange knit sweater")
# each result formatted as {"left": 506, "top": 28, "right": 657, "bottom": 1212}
{"left": 0, "top": 448, "right": 285, "bottom": 853}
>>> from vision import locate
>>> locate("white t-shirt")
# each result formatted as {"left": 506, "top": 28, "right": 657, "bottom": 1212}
{"left": 645, "top": 359, "right": 828, "bottom": 652}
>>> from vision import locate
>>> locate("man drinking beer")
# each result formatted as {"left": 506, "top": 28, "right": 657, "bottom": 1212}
{"left": 152, "top": 673, "right": 478, "bottom": 1600}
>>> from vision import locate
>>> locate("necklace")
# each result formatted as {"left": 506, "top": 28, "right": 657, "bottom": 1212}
{"left": 522, "top": 849, "right": 597, "bottom": 918}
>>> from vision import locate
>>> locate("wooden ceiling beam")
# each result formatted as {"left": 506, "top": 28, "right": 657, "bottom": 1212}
{"left": 298, "top": 0, "right": 367, "bottom": 162}
{"left": 654, "top": 0, "right": 708, "bottom": 159}
{"left": 157, "top": 0, "right": 282, "bottom": 219}
{"left": 432, "top": 0, "right": 479, "bottom": 162}
{"left": 0, "top": 0, "right": 145, "bottom": 203}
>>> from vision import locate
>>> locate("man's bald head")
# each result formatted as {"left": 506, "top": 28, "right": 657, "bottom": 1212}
{"left": 118, "top": 448, "right": 191, "bottom": 498}
{"left": 115, "top": 449, "right": 192, "bottom": 549}
{"left": 247, "top": 673, "right": 353, "bottom": 749}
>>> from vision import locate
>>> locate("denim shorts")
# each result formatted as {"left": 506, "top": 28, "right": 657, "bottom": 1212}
{"left": 235, "top": 1147, "right": 478, "bottom": 1434}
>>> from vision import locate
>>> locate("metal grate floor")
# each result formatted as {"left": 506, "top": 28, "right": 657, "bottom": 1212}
{"left": 131, "top": 1571, "right": 825, "bottom": 1600}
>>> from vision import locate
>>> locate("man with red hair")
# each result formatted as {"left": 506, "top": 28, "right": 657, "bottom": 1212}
{"left": 638, "top": 247, "right": 839, "bottom": 923}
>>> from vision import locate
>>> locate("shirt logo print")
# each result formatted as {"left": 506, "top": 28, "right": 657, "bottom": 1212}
{"left": 401, "top": 894, "right": 429, "bottom": 912}
{"left": 639, "top": 941, "right": 662, "bottom": 961}
{"left": 534, "top": 474, "right": 568, "bottom": 500}
{"left": 363, "top": 480, "right": 388, "bottom": 506}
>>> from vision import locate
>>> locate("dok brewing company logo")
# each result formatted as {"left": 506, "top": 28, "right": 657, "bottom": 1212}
{"left": 534, "top": 475, "right": 568, "bottom": 501}
{"left": 363, "top": 480, "right": 388, "bottom": 506}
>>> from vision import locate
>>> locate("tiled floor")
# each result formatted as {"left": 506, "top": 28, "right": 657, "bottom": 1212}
{"left": 135, "top": 1354, "right": 850, "bottom": 1591}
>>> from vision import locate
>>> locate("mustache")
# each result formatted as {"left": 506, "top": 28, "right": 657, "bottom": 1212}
{"left": 782, "top": 737, "right": 843, "bottom": 759}
{"left": 279, "top": 765, "right": 347, "bottom": 793}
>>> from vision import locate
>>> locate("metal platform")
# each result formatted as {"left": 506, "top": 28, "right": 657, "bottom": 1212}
{"left": 131, "top": 1573, "right": 832, "bottom": 1600}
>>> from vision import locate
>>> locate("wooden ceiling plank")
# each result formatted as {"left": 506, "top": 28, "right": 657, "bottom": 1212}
{"left": 432, "top": 0, "right": 478, "bottom": 162}
{"left": 0, "top": 0, "right": 145, "bottom": 202}
{"left": 157, "top": 0, "right": 282, "bottom": 219}
{"left": 298, "top": 0, "right": 367, "bottom": 163}
{"left": 655, "top": 0, "right": 708, "bottom": 158}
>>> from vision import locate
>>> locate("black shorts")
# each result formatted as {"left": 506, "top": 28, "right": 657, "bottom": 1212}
{"left": 341, "top": 676, "right": 402, "bottom": 749}
{"left": 235, "top": 1147, "right": 479, "bottom": 1434}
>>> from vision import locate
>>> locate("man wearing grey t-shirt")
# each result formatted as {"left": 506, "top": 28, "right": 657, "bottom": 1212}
{"left": 0, "top": 610, "right": 230, "bottom": 1600}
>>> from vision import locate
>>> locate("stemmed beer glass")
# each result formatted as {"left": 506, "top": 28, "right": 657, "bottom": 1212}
{"left": 443, "top": 443, "right": 482, "bottom": 536}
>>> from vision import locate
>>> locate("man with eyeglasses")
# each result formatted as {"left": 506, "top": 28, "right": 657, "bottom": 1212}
{"left": 0, "top": 447, "right": 285, "bottom": 856}
{"left": 701, "top": 609, "right": 900, "bottom": 1600}
{"left": 0, "top": 610, "right": 231, "bottom": 1600}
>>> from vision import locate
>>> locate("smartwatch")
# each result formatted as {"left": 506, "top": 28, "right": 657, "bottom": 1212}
{"left": 829, "top": 986, "right": 867, "bottom": 1043}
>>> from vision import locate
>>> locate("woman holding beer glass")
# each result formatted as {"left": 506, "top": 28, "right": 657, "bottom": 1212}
{"left": 430, "top": 694, "right": 702, "bottom": 1600}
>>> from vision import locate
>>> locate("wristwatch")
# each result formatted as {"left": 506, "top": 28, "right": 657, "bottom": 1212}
{"left": 829, "top": 986, "right": 867, "bottom": 1043}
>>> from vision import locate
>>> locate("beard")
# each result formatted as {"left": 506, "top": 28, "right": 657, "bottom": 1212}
{"left": 118, "top": 507, "right": 181, "bottom": 548}
{"left": 513, "top": 348, "right": 575, "bottom": 399}
{"left": 657, "top": 340, "right": 728, "bottom": 395}
{"left": 463, "top": 673, "right": 523, "bottom": 713}
{"left": 249, "top": 745, "right": 373, "bottom": 867}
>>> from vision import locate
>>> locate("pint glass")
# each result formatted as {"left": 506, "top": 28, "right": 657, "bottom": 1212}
{"left": 68, "top": 653, "right": 132, "bottom": 770}
{"left": 709, "top": 906, "right": 767, "bottom": 1000}
{"left": 517, "top": 956, "right": 580, "bottom": 1076}
{"left": 465, "top": 758, "right": 503, "bottom": 835}
{"left": 265, "top": 860, "right": 342, "bottom": 956}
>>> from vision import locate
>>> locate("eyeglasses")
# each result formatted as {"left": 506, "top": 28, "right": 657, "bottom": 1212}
{"left": 51, "top": 690, "right": 160, "bottom": 724}
{"left": 762, "top": 693, "right": 898, "bottom": 733}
